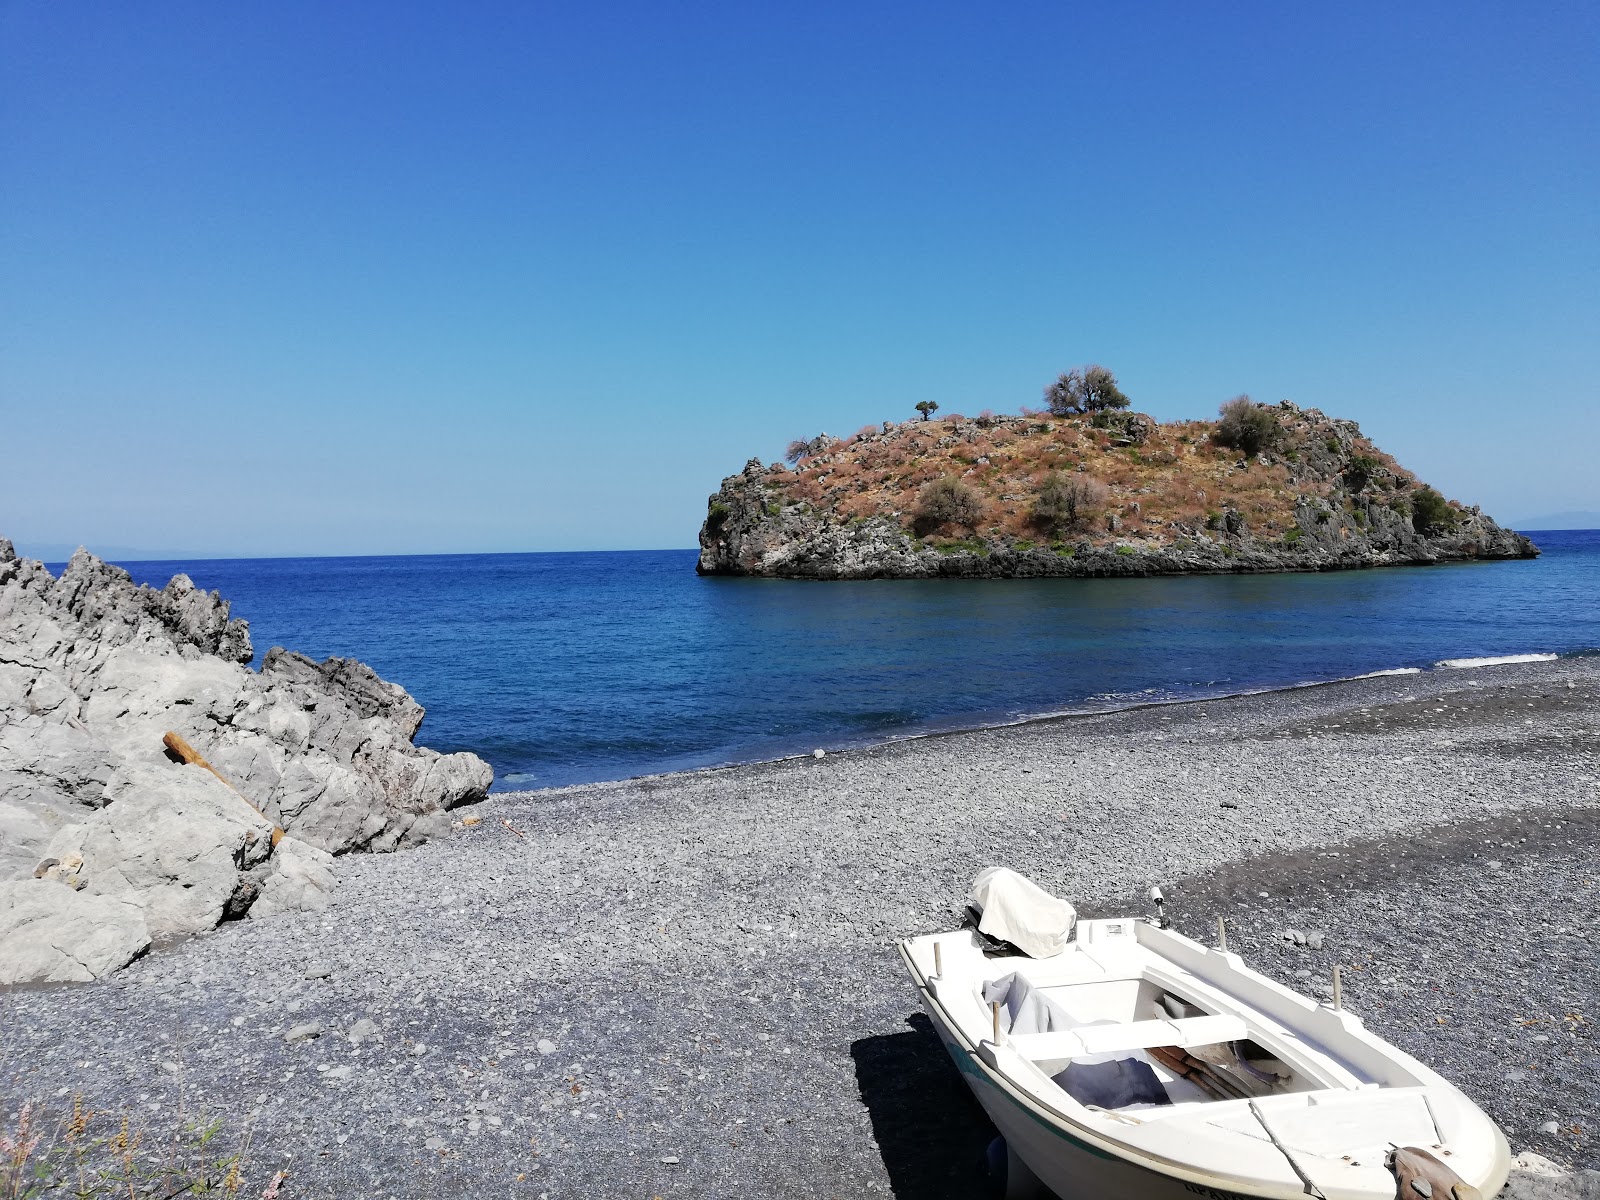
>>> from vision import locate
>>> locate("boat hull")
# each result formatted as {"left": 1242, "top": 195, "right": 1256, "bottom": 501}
{"left": 899, "top": 921, "right": 1510, "bottom": 1200}
{"left": 914, "top": 983, "right": 1303, "bottom": 1200}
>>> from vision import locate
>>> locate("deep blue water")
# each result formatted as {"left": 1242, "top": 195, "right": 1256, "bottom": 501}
{"left": 82, "top": 531, "right": 1600, "bottom": 790}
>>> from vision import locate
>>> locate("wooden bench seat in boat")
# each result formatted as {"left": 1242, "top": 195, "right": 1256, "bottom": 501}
{"left": 1009, "top": 1014, "right": 1250, "bottom": 1061}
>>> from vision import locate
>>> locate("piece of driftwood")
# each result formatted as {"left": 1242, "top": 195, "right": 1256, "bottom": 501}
{"left": 500, "top": 817, "right": 527, "bottom": 840}
{"left": 163, "top": 730, "right": 284, "bottom": 846}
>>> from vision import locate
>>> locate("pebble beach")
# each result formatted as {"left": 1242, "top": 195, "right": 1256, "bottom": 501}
{"left": 4, "top": 655, "right": 1597, "bottom": 1198}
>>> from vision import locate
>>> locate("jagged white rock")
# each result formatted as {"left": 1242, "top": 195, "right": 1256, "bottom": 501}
{"left": 0, "top": 538, "right": 494, "bottom": 984}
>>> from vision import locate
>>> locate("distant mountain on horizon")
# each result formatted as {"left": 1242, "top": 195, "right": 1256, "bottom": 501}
{"left": 1509, "top": 512, "right": 1600, "bottom": 532}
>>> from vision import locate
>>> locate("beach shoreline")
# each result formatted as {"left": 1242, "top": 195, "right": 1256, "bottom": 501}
{"left": 496, "top": 649, "right": 1578, "bottom": 798}
{"left": 4, "top": 654, "right": 1597, "bottom": 1196}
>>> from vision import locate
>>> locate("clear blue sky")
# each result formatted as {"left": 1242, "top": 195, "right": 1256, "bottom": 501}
{"left": 3, "top": 1, "right": 1596, "bottom": 558}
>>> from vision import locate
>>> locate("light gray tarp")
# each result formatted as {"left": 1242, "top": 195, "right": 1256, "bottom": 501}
{"left": 968, "top": 866, "right": 1077, "bottom": 959}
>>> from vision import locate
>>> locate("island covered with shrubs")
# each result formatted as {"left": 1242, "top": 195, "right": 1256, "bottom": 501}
{"left": 697, "top": 368, "right": 1538, "bottom": 578}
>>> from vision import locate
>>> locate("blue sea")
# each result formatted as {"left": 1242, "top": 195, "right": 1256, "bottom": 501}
{"left": 88, "top": 531, "right": 1600, "bottom": 791}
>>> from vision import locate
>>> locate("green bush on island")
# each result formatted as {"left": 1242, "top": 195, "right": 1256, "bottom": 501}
{"left": 914, "top": 475, "right": 984, "bottom": 534}
{"left": 1342, "top": 453, "right": 1382, "bottom": 491}
{"left": 1411, "top": 486, "right": 1457, "bottom": 535}
{"left": 1033, "top": 471, "right": 1109, "bottom": 534}
{"left": 1213, "top": 396, "right": 1283, "bottom": 458}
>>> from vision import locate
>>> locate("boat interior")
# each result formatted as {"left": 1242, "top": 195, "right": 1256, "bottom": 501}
{"left": 934, "top": 917, "right": 1428, "bottom": 1121}
{"left": 1013, "top": 971, "right": 1321, "bottom": 1108}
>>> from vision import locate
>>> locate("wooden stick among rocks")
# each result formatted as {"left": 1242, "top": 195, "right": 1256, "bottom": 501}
{"left": 162, "top": 730, "right": 284, "bottom": 846}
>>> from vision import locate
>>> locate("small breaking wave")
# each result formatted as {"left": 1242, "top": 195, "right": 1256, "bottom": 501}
{"left": 1435, "top": 653, "right": 1559, "bottom": 669}
{"left": 1354, "top": 667, "right": 1424, "bottom": 678}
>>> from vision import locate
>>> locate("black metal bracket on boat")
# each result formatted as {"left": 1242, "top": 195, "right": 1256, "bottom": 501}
{"left": 1148, "top": 885, "right": 1170, "bottom": 929}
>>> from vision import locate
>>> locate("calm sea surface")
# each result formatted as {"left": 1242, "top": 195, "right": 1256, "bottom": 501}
{"left": 91, "top": 531, "right": 1600, "bottom": 790}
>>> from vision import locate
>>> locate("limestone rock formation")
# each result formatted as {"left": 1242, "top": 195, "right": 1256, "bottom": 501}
{"left": 0, "top": 880, "right": 149, "bottom": 985}
{"left": 697, "top": 403, "right": 1538, "bottom": 579}
{"left": 0, "top": 539, "right": 493, "bottom": 984}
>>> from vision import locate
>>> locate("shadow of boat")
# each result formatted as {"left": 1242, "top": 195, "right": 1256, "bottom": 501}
{"left": 851, "top": 1013, "right": 999, "bottom": 1199}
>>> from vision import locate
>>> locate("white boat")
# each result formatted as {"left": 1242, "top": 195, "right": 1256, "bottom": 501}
{"left": 899, "top": 897, "right": 1511, "bottom": 1200}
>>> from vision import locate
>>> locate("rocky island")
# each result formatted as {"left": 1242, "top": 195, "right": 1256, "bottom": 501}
{"left": 0, "top": 540, "right": 493, "bottom": 985}
{"left": 698, "top": 386, "right": 1537, "bottom": 579}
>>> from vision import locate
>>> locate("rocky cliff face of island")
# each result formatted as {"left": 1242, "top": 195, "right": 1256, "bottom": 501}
{"left": 0, "top": 541, "right": 493, "bottom": 984}
{"left": 698, "top": 403, "right": 1537, "bottom": 579}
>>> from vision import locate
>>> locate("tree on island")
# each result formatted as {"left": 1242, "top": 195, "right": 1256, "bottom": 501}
{"left": 915, "top": 400, "right": 940, "bottom": 421}
{"left": 1044, "top": 365, "right": 1130, "bottom": 415}
{"left": 785, "top": 433, "right": 832, "bottom": 464}
{"left": 1213, "top": 396, "right": 1283, "bottom": 458}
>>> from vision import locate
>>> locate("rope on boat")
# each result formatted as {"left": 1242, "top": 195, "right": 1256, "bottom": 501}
{"left": 1249, "top": 1100, "right": 1328, "bottom": 1200}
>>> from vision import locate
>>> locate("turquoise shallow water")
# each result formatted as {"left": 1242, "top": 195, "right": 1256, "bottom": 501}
{"left": 93, "top": 530, "right": 1600, "bottom": 789}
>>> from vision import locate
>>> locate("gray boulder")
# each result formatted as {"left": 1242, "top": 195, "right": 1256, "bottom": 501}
{"left": 43, "top": 761, "right": 274, "bottom": 938}
{"left": 249, "top": 836, "right": 337, "bottom": 921}
{"left": 0, "top": 537, "right": 494, "bottom": 984}
{"left": 0, "top": 879, "right": 149, "bottom": 984}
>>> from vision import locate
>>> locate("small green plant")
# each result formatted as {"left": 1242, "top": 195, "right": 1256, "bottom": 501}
{"left": 1051, "top": 542, "right": 1075, "bottom": 557}
{"left": 1115, "top": 544, "right": 1137, "bottom": 556}
{"left": 1284, "top": 527, "right": 1304, "bottom": 545}
{"left": 705, "top": 500, "right": 731, "bottom": 531}
{"left": 0, "top": 1097, "right": 259, "bottom": 1199}
{"left": 1014, "top": 539, "right": 1035, "bottom": 551}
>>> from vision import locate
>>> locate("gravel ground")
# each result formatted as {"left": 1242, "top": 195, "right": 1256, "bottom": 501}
{"left": 3, "top": 655, "right": 1597, "bottom": 1198}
